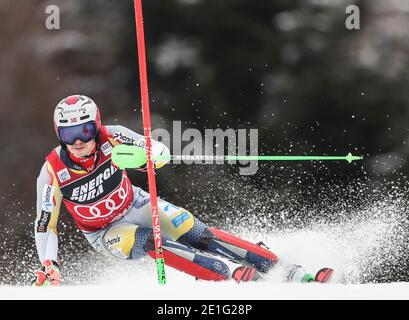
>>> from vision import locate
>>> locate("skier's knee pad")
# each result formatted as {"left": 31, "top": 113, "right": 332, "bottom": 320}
{"left": 102, "top": 223, "right": 139, "bottom": 259}
{"left": 177, "top": 217, "right": 208, "bottom": 247}
{"left": 130, "top": 226, "right": 155, "bottom": 259}
{"left": 129, "top": 227, "right": 174, "bottom": 259}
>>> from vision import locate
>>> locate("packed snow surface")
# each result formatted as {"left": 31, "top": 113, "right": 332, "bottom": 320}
{"left": 2, "top": 214, "right": 408, "bottom": 300}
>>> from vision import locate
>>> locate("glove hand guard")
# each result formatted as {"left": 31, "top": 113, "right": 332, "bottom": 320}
{"left": 32, "top": 259, "right": 61, "bottom": 287}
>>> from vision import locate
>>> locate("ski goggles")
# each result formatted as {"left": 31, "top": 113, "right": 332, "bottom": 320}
{"left": 58, "top": 121, "right": 97, "bottom": 145}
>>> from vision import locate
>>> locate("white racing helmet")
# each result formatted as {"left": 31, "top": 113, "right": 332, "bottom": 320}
{"left": 53, "top": 95, "right": 102, "bottom": 145}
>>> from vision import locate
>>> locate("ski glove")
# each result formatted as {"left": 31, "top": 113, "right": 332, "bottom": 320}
{"left": 32, "top": 259, "right": 61, "bottom": 287}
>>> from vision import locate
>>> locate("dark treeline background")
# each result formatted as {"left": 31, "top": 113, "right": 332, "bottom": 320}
{"left": 1, "top": 0, "right": 409, "bottom": 282}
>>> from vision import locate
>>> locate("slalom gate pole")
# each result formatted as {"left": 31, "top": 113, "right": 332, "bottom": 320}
{"left": 133, "top": 0, "right": 166, "bottom": 285}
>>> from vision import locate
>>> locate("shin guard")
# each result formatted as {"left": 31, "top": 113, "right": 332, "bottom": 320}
{"left": 141, "top": 229, "right": 233, "bottom": 281}
{"left": 197, "top": 228, "right": 279, "bottom": 273}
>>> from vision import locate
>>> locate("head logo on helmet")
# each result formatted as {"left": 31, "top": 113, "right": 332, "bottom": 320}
{"left": 53, "top": 95, "right": 102, "bottom": 144}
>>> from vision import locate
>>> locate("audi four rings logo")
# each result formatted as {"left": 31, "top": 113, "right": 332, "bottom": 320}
{"left": 73, "top": 179, "right": 129, "bottom": 220}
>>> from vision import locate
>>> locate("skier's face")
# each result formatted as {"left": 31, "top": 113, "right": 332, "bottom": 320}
{"left": 66, "top": 139, "right": 96, "bottom": 157}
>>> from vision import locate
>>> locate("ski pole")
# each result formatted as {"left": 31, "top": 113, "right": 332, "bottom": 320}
{"left": 111, "top": 144, "right": 363, "bottom": 169}
{"left": 133, "top": 0, "right": 166, "bottom": 285}
{"left": 160, "top": 153, "right": 363, "bottom": 163}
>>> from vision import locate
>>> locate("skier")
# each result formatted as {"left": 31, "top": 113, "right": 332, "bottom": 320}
{"left": 33, "top": 95, "right": 333, "bottom": 286}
